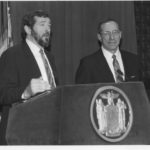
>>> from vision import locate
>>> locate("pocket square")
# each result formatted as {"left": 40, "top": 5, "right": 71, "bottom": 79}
{"left": 130, "top": 76, "right": 136, "bottom": 79}
{"left": 126, "top": 75, "right": 136, "bottom": 81}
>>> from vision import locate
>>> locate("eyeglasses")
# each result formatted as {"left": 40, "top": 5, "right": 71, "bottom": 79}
{"left": 101, "top": 30, "right": 120, "bottom": 38}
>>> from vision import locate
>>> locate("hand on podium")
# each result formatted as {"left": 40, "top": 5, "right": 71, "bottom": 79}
{"left": 22, "top": 76, "right": 51, "bottom": 100}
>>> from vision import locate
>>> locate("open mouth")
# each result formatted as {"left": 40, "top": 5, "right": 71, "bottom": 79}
{"left": 43, "top": 34, "right": 50, "bottom": 41}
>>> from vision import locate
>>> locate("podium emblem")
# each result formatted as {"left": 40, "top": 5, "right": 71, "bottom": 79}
{"left": 90, "top": 86, "right": 133, "bottom": 142}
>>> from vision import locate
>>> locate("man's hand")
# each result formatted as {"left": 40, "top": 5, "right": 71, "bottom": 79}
{"left": 22, "top": 77, "right": 51, "bottom": 99}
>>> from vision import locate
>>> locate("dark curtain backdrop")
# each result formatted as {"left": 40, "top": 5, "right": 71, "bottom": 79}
{"left": 9, "top": 1, "right": 137, "bottom": 85}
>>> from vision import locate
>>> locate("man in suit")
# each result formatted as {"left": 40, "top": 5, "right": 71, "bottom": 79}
{"left": 75, "top": 19, "right": 139, "bottom": 84}
{"left": 0, "top": 10, "right": 58, "bottom": 144}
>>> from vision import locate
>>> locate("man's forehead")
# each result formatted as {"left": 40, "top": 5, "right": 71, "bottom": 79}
{"left": 34, "top": 16, "right": 51, "bottom": 23}
{"left": 101, "top": 21, "right": 119, "bottom": 30}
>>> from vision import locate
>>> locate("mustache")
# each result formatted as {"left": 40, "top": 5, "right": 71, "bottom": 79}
{"left": 43, "top": 32, "right": 50, "bottom": 37}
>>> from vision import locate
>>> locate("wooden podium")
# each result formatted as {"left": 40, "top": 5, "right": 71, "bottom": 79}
{"left": 6, "top": 82, "right": 150, "bottom": 145}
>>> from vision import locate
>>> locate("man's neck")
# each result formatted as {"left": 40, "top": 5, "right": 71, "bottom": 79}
{"left": 102, "top": 46, "right": 119, "bottom": 54}
{"left": 26, "top": 36, "right": 43, "bottom": 50}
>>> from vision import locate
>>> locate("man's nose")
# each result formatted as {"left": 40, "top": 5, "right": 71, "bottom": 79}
{"left": 109, "top": 32, "right": 115, "bottom": 40}
{"left": 46, "top": 26, "right": 51, "bottom": 33}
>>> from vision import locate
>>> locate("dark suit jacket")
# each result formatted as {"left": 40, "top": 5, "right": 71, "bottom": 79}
{"left": 75, "top": 49, "right": 139, "bottom": 84}
{"left": 0, "top": 42, "right": 58, "bottom": 144}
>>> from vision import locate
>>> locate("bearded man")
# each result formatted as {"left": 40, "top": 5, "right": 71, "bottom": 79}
{"left": 0, "top": 10, "right": 58, "bottom": 144}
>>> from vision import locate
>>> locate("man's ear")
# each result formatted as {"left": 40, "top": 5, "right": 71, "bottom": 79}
{"left": 119, "top": 31, "right": 122, "bottom": 39}
{"left": 97, "top": 33, "right": 102, "bottom": 42}
{"left": 24, "top": 25, "right": 31, "bottom": 35}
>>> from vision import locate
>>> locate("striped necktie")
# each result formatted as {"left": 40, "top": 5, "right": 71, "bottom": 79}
{"left": 40, "top": 49, "right": 56, "bottom": 89}
{"left": 112, "top": 54, "right": 124, "bottom": 83}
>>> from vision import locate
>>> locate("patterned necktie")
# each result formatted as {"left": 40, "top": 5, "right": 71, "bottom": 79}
{"left": 40, "top": 49, "right": 56, "bottom": 88}
{"left": 112, "top": 54, "right": 124, "bottom": 83}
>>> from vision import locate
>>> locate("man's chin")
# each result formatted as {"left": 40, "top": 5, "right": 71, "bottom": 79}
{"left": 43, "top": 43, "right": 50, "bottom": 48}
{"left": 108, "top": 45, "right": 118, "bottom": 50}
{"left": 39, "top": 40, "right": 50, "bottom": 48}
{"left": 105, "top": 47, "right": 118, "bottom": 53}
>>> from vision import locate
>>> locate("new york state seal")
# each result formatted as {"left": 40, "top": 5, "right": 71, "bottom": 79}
{"left": 90, "top": 86, "right": 133, "bottom": 142}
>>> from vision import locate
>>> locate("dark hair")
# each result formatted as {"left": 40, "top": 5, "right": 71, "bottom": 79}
{"left": 97, "top": 18, "right": 120, "bottom": 34}
{"left": 21, "top": 10, "right": 50, "bottom": 41}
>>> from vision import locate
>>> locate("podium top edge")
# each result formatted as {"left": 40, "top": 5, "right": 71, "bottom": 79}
{"left": 12, "top": 81, "right": 144, "bottom": 107}
{"left": 56, "top": 81, "right": 144, "bottom": 88}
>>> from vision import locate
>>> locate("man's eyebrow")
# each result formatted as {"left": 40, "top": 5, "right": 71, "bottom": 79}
{"left": 38, "top": 21, "right": 51, "bottom": 24}
{"left": 41, "top": 20, "right": 46, "bottom": 22}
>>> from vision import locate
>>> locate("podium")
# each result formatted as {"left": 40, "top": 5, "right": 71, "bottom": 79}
{"left": 6, "top": 82, "right": 150, "bottom": 145}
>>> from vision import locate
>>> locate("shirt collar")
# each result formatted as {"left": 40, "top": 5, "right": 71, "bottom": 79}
{"left": 101, "top": 46, "right": 120, "bottom": 58}
{"left": 26, "top": 38, "right": 43, "bottom": 53}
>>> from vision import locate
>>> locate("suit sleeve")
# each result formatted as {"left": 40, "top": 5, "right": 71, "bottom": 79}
{"left": 75, "top": 59, "right": 91, "bottom": 84}
{"left": 0, "top": 51, "right": 25, "bottom": 105}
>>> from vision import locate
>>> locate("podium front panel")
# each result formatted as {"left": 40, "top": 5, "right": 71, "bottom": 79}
{"left": 6, "top": 82, "right": 150, "bottom": 144}
{"left": 6, "top": 88, "right": 61, "bottom": 145}
{"left": 60, "top": 82, "right": 150, "bottom": 144}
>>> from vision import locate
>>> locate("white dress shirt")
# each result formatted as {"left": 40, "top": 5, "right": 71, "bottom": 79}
{"left": 22, "top": 39, "right": 56, "bottom": 99}
{"left": 101, "top": 46, "right": 125, "bottom": 82}
{"left": 26, "top": 39, "right": 50, "bottom": 82}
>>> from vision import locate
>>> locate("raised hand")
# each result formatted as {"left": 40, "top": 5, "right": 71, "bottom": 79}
{"left": 22, "top": 76, "right": 51, "bottom": 99}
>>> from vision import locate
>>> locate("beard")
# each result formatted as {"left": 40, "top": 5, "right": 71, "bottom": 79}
{"left": 31, "top": 30, "right": 50, "bottom": 48}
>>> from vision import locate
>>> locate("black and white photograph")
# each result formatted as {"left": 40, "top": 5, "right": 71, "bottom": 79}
{"left": 0, "top": 0, "right": 150, "bottom": 149}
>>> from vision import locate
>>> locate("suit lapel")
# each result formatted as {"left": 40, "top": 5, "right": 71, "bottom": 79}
{"left": 96, "top": 49, "right": 115, "bottom": 82}
{"left": 22, "top": 42, "right": 41, "bottom": 77}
